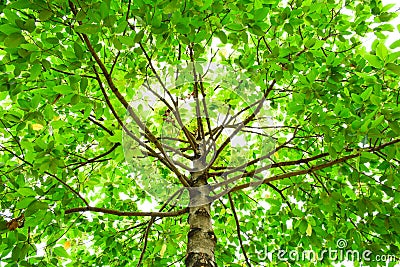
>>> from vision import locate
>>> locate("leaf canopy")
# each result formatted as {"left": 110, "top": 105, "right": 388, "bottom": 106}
{"left": 0, "top": 0, "right": 400, "bottom": 266}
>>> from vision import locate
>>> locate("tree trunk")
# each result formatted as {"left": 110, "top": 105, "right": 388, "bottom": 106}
{"left": 185, "top": 162, "right": 217, "bottom": 266}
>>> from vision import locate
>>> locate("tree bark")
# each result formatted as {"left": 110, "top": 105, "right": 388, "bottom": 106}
{"left": 185, "top": 161, "right": 217, "bottom": 267}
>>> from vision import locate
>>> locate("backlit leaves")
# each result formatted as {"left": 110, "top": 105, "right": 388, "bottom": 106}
{"left": 0, "top": 0, "right": 399, "bottom": 266}
{"left": 75, "top": 24, "right": 101, "bottom": 34}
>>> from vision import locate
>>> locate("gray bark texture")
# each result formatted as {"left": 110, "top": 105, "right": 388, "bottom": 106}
{"left": 185, "top": 158, "right": 217, "bottom": 267}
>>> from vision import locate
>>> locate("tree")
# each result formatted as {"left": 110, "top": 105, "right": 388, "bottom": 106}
{"left": 0, "top": 0, "right": 400, "bottom": 266}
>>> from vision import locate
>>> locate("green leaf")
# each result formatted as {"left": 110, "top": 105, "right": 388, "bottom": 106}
{"left": 176, "top": 23, "right": 190, "bottom": 34}
{"left": 75, "top": 24, "right": 100, "bottom": 34}
{"left": 100, "top": 2, "right": 110, "bottom": 19}
{"left": 0, "top": 220, "right": 7, "bottom": 231}
{"left": 23, "top": 19, "right": 36, "bottom": 33}
{"left": 226, "top": 23, "right": 244, "bottom": 31}
{"left": 45, "top": 37, "right": 59, "bottom": 44}
{"left": 115, "top": 20, "right": 127, "bottom": 33}
{"left": 25, "top": 201, "right": 48, "bottom": 216}
{"left": 379, "top": 12, "right": 393, "bottom": 22}
{"left": 17, "top": 99, "right": 31, "bottom": 109}
{"left": 17, "top": 188, "right": 36, "bottom": 196}
{"left": 376, "top": 42, "right": 388, "bottom": 61}
{"left": 76, "top": 10, "right": 86, "bottom": 21}
{"left": 11, "top": 245, "right": 20, "bottom": 261}
{"left": 351, "top": 93, "right": 362, "bottom": 104}
{"left": 389, "top": 121, "right": 400, "bottom": 134}
{"left": 16, "top": 122, "right": 26, "bottom": 131}
{"left": 361, "top": 87, "right": 373, "bottom": 101}
{"left": 108, "top": 130, "right": 122, "bottom": 143}
{"left": 262, "top": 0, "right": 278, "bottom": 4}
{"left": 254, "top": 7, "right": 269, "bottom": 19}
{"left": 153, "top": 12, "right": 163, "bottom": 28}
{"left": 119, "top": 36, "right": 134, "bottom": 46}
{"left": 389, "top": 39, "right": 400, "bottom": 49}
{"left": 16, "top": 197, "right": 35, "bottom": 209}
{"left": 371, "top": 115, "right": 385, "bottom": 128}
{"left": 386, "top": 63, "right": 400, "bottom": 75}
{"left": 361, "top": 152, "right": 379, "bottom": 160}
{"left": 39, "top": 10, "right": 53, "bottom": 21}
{"left": 74, "top": 42, "right": 84, "bottom": 59}
{"left": 251, "top": 24, "right": 265, "bottom": 36}
{"left": 370, "top": 94, "right": 381, "bottom": 106}
{"left": 216, "top": 31, "right": 227, "bottom": 44}
{"left": 382, "top": 3, "right": 396, "bottom": 12}
{"left": 51, "top": 120, "right": 65, "bottom": 129}
{"left": 163, "top": 0, "right": 179, "bottom": 13}
{"left": 387, "top": 51, "right": 400, "bottom": 63}
{"left": 80, "top": 78, "right": 88, "bottom": 93}
{"left": 30, "top": 64, "right": 42, "bottom": 79}
{"left": 0, "top": 23, "right": 20, "bottom": 35}
{"left": 134, "top": 30, "right": 144, "bottom": 43}
{"left": 304, "top": 38, "right": 316, "bottom": 48}
{"left": 4, "top": 33, "right": 26, "bottom": 48}
{"left": 53, "top": 246, "right": 70, "bottom": 258}
{"left": 364, "top": 54, "right": 383, "bottom": 68}
{"left": 283, "top": 23, "right": 293, "bottom": 34}
{"left": 9, "top": 0, "right": 32, "bottom": 9}
{"left": 328, "top": 146, "right": 337, "bottom": 158}
{"left": 71, "top": 94, "right": 80, "bottom": 105}
{"left": 53, "top": 85, "right": 73, "bottom": 94}
{"left": 113, "top": 37, "right": 122, "bottom": 50}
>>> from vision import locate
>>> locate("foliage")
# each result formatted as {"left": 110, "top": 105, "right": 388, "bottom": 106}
{"left": 0, "top": 0, "right": 400, "bottom": 266}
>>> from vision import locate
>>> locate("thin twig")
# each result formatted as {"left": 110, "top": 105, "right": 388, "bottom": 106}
{"left": 228, "top": 193, "right": 252, "bottom": 267}
{"left": 215, "top": 138, "right": 400, "bottom": 197}
{"left": 65, "top": 206, "right": 189, "bottom": 217}
{"left": 0, "top": 145, "right": 89, "bottom": 206}
{"left": 136, "top": 217, "right": 155, "bottom": 267}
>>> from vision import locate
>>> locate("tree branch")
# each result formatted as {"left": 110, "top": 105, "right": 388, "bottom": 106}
{"left": 207, "top": 79, "right": 276, "bottom": 170}
{"left": 208, "top": 127, "right": 299, "bottom": 177}
{"left": 136, "top": 217, "right": 155, "bottom": 267}
{"left": 66, "top": 143, "right": 120, "bottom": 170}
{"left": 139, "top": 44, "right": 198, "bottom": 151}
{"left": 69, "top": 1, "right": 181, "bottom": 181}
{"left": 0, "top": 145, "right": 89, "bottom": 206}
{"left": 87, "top": 115, "right": 114, "bottom": 135}
{"left": 217, "top": 138, "right": 400, "bottom": 196}
{"left": 50, "top": 67, "right": 96, "bottom": 79}
{"left": 228, "top": 193, "right": 252, "bottom": 267}
{"left": 189, "top": 45, "right": 206, "bottom": 142}
{"left": 65, "top": 206, "right": 189, "bottom": 217}
{"left": 264, "top": 180, "right": 292, "bottom": 211}
{"left": 91, "top": 66, "right": 189, "bottom": 187}
{"left": 141, "top": 82, "right": 198, "bottom": 151}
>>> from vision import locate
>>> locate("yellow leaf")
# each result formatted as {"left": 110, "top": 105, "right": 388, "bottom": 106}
{"left": 306, "top": 224, "right": 312, "bottom": 236}
{"left": 32, "top": 123, "right": 44, "bottom": 131}
{"left": 160, "top": 243, "right": 167, "bottom": 257}
{"left": 64, "top": 241, "right": 71, "bottom": 250}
